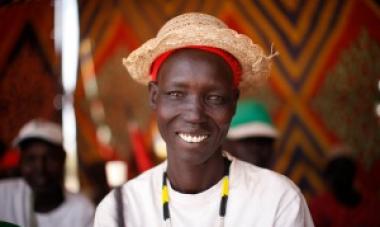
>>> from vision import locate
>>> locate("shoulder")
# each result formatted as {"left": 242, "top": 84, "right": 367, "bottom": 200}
{"left": 95, "top": 162, "right": 165, "bottom": 225}
{"left": 121, "top": 161, "right": 165, "bottom": 198}
{"left": 59, "top": 192, "right": 95, "bottom": 226}
{"left": 94, "top": 189, "right": 116, "bottom": 223}
{"left": 231, "top": 158, "right": 314, "bottom": 226}
{"left": 232, "top": 158, "right": 300, "bottom": 192}
{"left": 65, "top": 191, "right": 95, "bottom": 210}
{"left": 0, "top": 178, "right": 33, "bottom": 226}
{"left": 96, "top": 161, "right": 161, "bottom": 209}
{"left": 231, "top": 158, "right": 304, "bottom": 206}
{"left": 0, "top": 178, "right": 27, "bottom": 188}
{"left": 0, "top": 178, "right": 30, "bottom": 196}
{"left": 62, "top": 192, "right": 95, "bottom": 219}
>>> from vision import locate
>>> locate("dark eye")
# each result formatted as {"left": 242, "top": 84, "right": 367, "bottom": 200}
{"left": 207, "top": 95, "right": 225, "bottom": 105}
{"left": 22, "top": 155, "right": 36, "bottom": 163}
{"left": 166, "top": 91, "right": 184, "bottom": 99}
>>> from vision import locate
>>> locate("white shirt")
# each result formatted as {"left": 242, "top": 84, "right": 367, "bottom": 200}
{"left": 94, "top": 156, "right": 314, "bottom": 227}
{"left": 0, "top": 178, "right": 95, "bottom": 227}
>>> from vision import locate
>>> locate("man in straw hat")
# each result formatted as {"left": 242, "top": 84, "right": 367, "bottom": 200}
{"left": 94, "top": 12, "right": 314, "bottom": 226}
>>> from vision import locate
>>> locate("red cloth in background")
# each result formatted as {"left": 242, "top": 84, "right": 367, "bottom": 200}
{"left": 0, "top": 148, "right": 19, "bottom": 169}
{"left": 356, "top": 159, "right": 380, "bottom": 198}
{"left": 310, "top": 191, "right": 380, "bottom": 227}
{"left": 128, "top": 123, "right": 153, "bottom": 173}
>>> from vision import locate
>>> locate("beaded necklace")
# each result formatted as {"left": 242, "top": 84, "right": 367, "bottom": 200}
{"left": 161, "top": 158, "right": 231, "bottom": 227}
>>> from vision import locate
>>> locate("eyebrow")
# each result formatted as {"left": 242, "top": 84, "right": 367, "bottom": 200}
{"left": 163, "top": 81, "right": 189, "bottom": 88}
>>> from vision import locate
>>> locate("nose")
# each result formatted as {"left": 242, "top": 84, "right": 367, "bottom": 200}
{"left": 182, "top": 95, "right": 206, "bottom": 124}
{"left": 34, "top": 156, "right": 48, "bottom": 175}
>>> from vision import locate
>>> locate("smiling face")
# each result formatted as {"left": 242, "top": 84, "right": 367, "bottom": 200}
{"left": 149, "top": 49, "right": 239, "bottom": 165}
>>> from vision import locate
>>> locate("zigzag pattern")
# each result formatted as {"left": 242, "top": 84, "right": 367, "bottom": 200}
{"left": 0, "top": 1, "right": 59, "bottom": 145}
{"left": 276, "top": 115, "right": 325, "bottom": 196}
{"left": 235, "top": 0, "right": 346, "bottom": 89}
{"left": 77, "top": 0, "right": 380, "bottom": 197}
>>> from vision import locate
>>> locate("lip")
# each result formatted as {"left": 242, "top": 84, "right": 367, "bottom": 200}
{"left": 29, "top": 176, "right": 49, "bottom": 188}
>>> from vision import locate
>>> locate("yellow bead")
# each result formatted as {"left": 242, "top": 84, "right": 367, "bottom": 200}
{"left": 162, "top": 185, "right": 169, "bottom": 203}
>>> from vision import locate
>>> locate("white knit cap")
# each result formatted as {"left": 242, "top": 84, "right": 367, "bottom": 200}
{"left": 13, "top": 119, "right": 63, "bottom": 147}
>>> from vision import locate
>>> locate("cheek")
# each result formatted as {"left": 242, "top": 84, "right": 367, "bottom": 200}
{"left": 19, "top": 158, "right": 35, "bottom": 173}
{"left": 157, "top": 106, "right": 174, "bottom": 120}
{"left": 47, "top": 162, "right": 64, "bottom": 173}
{"left": 156, "top": 99, "right": 180, "bottom": 123}
{"left": 20, "top": 164, "right": 33, "bottom": 177}
{"left": 210, "top": 108, "right": 234, "bottom": 129}
{"left": 156, "top": 106, "right": 176, "bottom": 137}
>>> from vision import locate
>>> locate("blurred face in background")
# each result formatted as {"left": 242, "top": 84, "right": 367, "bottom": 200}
{"left": 19, "top": 139, "right": 65, "bottom": 195}
{"left": 224, "top": 137, "right": 275, "bottom": 168}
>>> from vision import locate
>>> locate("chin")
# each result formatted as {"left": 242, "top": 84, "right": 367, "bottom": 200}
{"left": 32, "top": 183, "right": 62, "bottom": 194}
{"left": 170, "top": 145, "right": 222, "bottom": 166}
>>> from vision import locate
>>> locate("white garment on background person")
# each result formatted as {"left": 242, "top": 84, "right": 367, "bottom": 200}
{"left": 94, "top": 154, "right": 314, "bottom": 227}
{"left": 0, "top": 178, "right": 95, "bottom": 227}
{"left": 35, "top": 191, "right": 95, "bottom": 227}
{"left": 0, "top": 178, "right": 34, "bottom": 227}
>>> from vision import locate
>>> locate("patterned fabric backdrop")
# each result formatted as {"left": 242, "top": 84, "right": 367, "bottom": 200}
{"left": 0, "top": 1, "right": 60, "bottom": 148}
{"left": 0, "top": 0, "right": 378, "bottom": 203}
{"left": 76, "top": 0, "right": 380, "bottom": 200}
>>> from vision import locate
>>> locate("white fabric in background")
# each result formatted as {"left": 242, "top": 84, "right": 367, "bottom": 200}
{"left": 0, "top": 178, "right": 34, "bottom": 227}
{"left": 0, "top": 178, "right": 95, "bottom": 227}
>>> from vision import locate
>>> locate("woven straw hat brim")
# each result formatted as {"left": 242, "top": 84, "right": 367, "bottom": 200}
{"left": 123, "top": 23, "right": 272, "bottom": 89}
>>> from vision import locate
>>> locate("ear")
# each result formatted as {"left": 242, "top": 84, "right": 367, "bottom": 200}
{"left": 148, "top": 81, "right": 159, "bottom": 110}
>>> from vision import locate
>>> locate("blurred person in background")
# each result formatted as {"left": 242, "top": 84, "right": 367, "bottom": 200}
{"left": 310, "top": 149, "right": 380, "bottom": 227}
{"left": 0, "top": 119, "right": 94, "bottom": 227}
{"left": 224, "top": 100, "right": 278, "bottom": 169}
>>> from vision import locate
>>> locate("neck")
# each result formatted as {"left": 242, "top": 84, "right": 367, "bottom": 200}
{"left": 33, "top": 188, "right": 64, "bottom": 213}
{"left": 166, "top": 151, "right": 225, "bottom": 194}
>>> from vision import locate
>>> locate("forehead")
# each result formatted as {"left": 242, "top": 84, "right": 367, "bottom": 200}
{"left": 157, "top": 49, "right": 234, "bottom": 88}
{"left": 20, "top": 139, "right": 62, "bottom": 156}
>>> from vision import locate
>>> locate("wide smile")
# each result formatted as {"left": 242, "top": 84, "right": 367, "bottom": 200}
{"left": 177, "top": 132, "right": 209, "bottom": 143}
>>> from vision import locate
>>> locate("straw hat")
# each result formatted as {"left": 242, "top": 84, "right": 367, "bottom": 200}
{"left": 123, "top": 12, "right": 275, "bottom": 88}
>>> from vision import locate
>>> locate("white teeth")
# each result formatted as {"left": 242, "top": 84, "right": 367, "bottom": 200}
{"left": 178, "top": 133, "right": 208, "bottom": 143}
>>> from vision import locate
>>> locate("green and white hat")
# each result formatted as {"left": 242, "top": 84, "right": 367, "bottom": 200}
{"left": 227, "top": 100, "right": 278, "bottom": 139}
